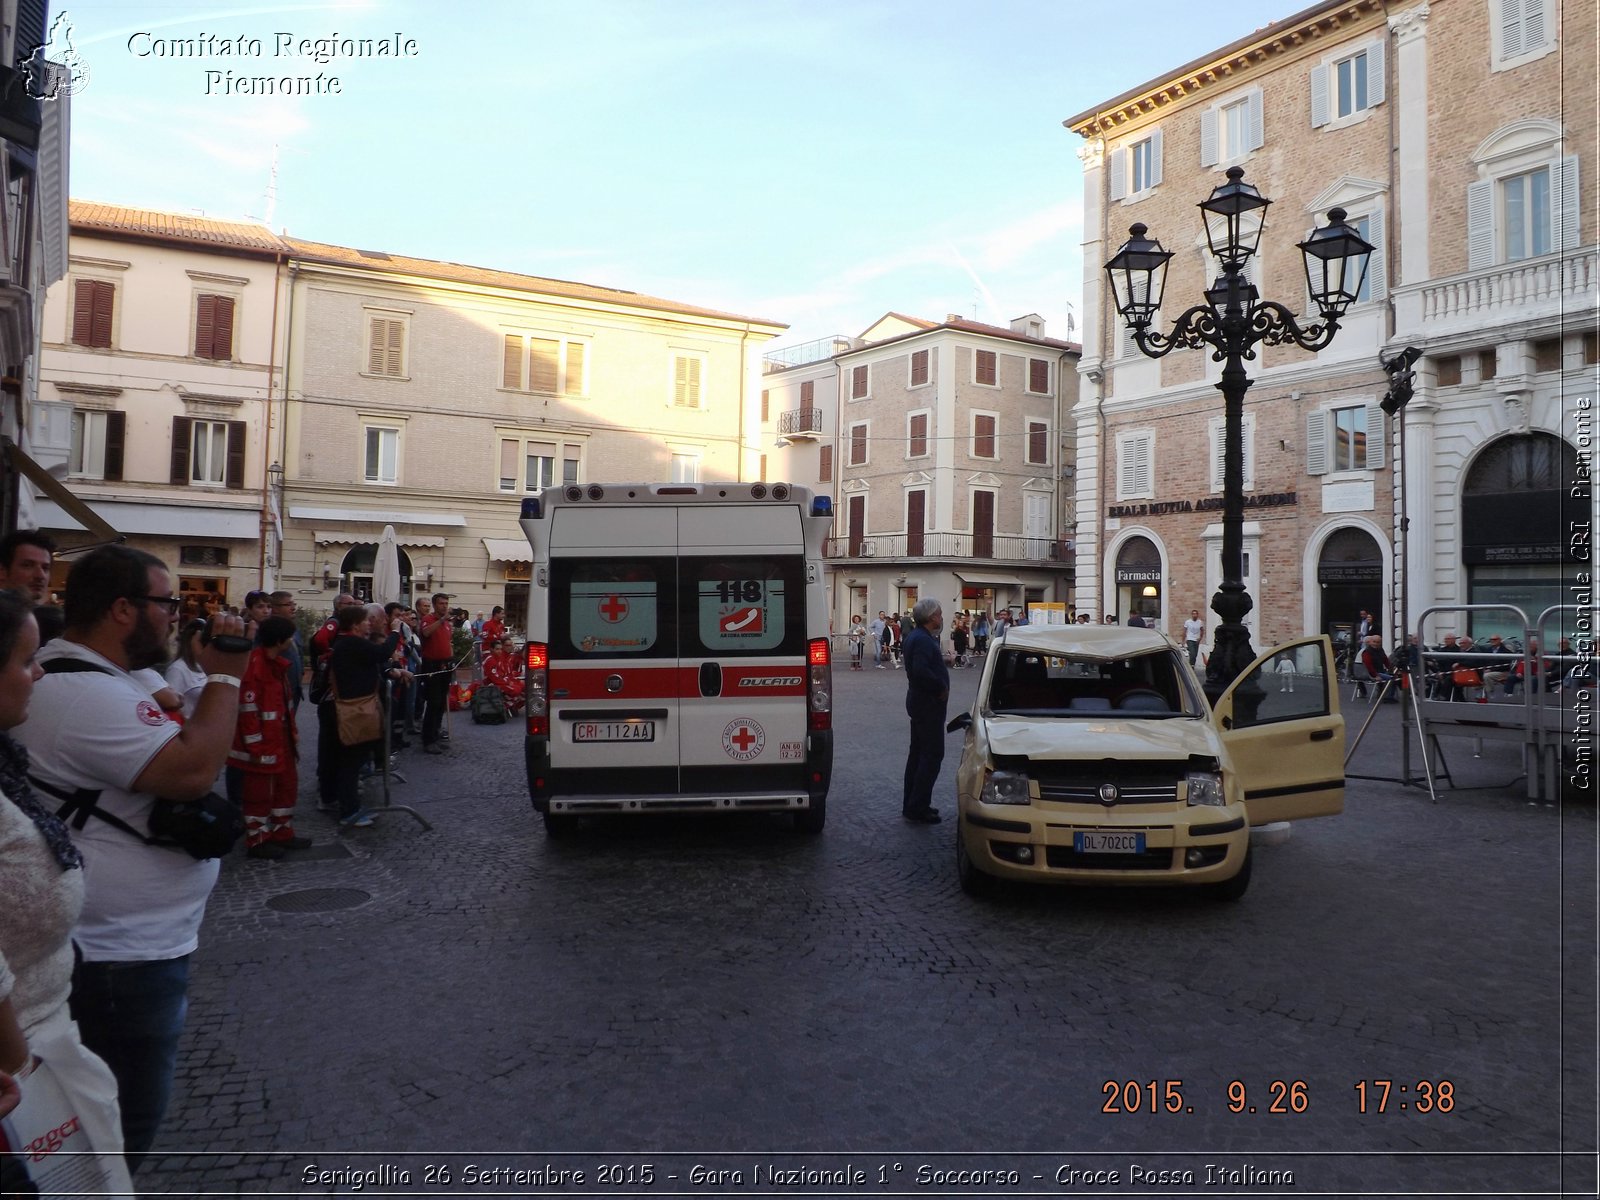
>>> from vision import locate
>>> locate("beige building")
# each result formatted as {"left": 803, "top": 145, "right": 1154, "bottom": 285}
{"left": 33, "top": 203, "right": 288, "bottom": 608}
{"left": 1, "top": 1, "right": 74, "bottom": 540}
{"left": 276, "top": 238, "right": 785, "bottom": 630}
{"left": 1068, "top": 0, "right": 1594, "bottom": 649}
{"left": 765, "top": 313, "right": 1080, "bottom": 632}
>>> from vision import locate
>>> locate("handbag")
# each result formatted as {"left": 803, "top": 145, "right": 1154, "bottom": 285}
{"left": 330, "top": 664, "right": 383, "bottom": 746}
{"left": 1452, "top": 668, "right": 1482, "bottom": 686}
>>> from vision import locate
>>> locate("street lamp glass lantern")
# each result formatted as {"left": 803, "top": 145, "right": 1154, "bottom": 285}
{"left": 1105, "top": 223, "right": 1172, "bottom": 326}
{"left": 1298, "top": 206, "right": 1374, "bottom": 318}
{"left": 1199, "top": 166, "right": 1270, "bottom": 266}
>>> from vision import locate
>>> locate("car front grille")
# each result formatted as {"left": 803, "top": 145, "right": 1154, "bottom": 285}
{"left": 1027, "top": 760, "right": 1187, "bottom": 805}
{"left": 1045, "top": 845, "right": 1174, "bottom": 871}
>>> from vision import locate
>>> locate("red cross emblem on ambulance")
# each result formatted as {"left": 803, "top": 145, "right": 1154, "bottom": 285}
{"left": 598, "top": 594, "right": 630, "bottom": 623}
{"left": 722, "top": 718, "right": 765, "bottom": 761}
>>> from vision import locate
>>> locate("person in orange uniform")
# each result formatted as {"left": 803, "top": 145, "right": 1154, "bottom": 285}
{"left": 231, "top": 617, "right": 311, "bottom": 860}
{"left": 483, "top": 635, "right": 525, "bottom": 715}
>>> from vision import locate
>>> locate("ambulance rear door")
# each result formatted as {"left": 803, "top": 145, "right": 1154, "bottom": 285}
{"left": 676, "top": 504, "right": 810, "bottom": 799}
{"left": 546, "top": 505, "right": 681, "bottom": 796}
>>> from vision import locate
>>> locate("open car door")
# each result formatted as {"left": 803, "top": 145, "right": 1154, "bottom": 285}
{"left": 1216, "top": 635, "right": 1345, "bottom": 825}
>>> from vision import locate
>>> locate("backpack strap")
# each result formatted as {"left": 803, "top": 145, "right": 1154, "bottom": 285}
{"left": 34, "top": 657, "right": 159, "bottom": 846}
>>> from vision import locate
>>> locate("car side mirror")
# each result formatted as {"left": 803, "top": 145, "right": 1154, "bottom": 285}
{"left": 946, "top": 712, "right": 972, "bottom": 733}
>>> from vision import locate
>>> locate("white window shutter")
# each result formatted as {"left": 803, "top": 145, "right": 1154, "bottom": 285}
{"left": 1135, "top": 435, "right": 1152, "bottom": 494}
{"left": 1243, "top": 413, "right": 1256, "bottom": 488}
{"left": 1525, "top": 0, "right": 1547, "bottom": 48}
{"left": 1501, "top": 0, "right": 1523, "bottom": 57}
{"left": 1310, "top": 64, "right": 1330, "bottom": 128}
{"left": 1108, "top": 146, "right": 1128, "bottom": 201}
{"left": 1200, "top": 108, "right": 1218, "bottom": 167}
{"left": 1363, "top": 405, "right": 1387, "bottom": 469}
{"left": 1467, "top": 179, "right": 1495, "bottom": 269}
{"left": 1554, "top": 154, "right": 1581, "bottom": 251}
{"left": 1247, "top": 89, "right": 1265, "bottom": 151}
{"left": 1306, "top": 410, "right": 1330, "bottom": 476}
{"left": 1118, "top": 440, "right": 1135, "bottom": 496}
{"left": 1365, "top": 207, "right": 1387, "bottom": 299}
{"left": 1210, "top": 419, "right": 1224, "bottom": 490}
{"left": 1149, "top": 128, "right": 1163, "bottom": 188}
{"left": 1367, "top": 38, "right": 1386, "bottom": 106}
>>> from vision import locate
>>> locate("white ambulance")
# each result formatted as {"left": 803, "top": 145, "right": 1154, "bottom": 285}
{"left": 519, "top": 482, "right": 835, "bottom": 836}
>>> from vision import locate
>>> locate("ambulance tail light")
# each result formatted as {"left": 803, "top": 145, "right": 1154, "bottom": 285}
{"left": 525, "top": 641, "right": 550, "bottom": 737}
{"left": 807, "top": 637, "right": 832, "bottom": 730}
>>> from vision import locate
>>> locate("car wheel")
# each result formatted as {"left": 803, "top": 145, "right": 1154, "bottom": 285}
{"left": 793, "top": 795, "right": 826, "bottom": 834}
{"left": 1209, "top": 844, "right": 1252, "bottom": 901}
{"left": 955, "top": 816, "right": 997, "bottom": 897}
{"left": 542, "top": 811, "right": 577, "bottom": 838}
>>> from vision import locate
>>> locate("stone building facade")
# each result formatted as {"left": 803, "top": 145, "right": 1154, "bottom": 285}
{"left": 1068, "top": 0, "right": 1594, "bottom": 651}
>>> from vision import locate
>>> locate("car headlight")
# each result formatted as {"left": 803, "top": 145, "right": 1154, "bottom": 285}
{"left": 981, "top": 769, "right": 1031, "bottom": 806}
{"left": 1185, "top": 771, "right": 1225, "bottom": 807}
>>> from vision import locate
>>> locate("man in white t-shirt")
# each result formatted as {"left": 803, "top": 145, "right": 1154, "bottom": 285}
{"left": 16, "top": 546, "right": 250, "bottom": 1171}
{"left": 1183, "top": 609, "right": 1206, "bottom": 666}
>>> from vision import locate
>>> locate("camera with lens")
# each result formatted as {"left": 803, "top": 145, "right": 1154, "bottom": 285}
{"left": 198, "top": 619, "right": 253, "bottom": 654}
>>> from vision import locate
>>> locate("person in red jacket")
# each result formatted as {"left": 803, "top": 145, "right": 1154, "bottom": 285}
{"left": 479, "top": 606, "right": 507, "bottom": 654}
{"left": 309, "top": 592, "right": 359, "bottom": 671}
{"left": 418, "top": 592, "right": 455, "bottom": 753}
{"left": 483, "top": 635, "right": 524, "bottom": 714}
{"left": 231, "top": 617, "right": 312, "bottom": 860}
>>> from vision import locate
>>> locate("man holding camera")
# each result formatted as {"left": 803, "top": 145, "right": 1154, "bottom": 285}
{"left": 16, "top": 546, "right": 249, "bottom": 1169}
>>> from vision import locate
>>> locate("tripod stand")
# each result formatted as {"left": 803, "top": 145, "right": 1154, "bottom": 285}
{"left": 1343, "top": 667, "right": 1440, "bottom": 802}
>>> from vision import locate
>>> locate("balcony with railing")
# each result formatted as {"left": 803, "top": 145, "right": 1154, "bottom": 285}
{"left": 825, "top": 531, "right": 1074, "bottom": 566}
{"left": 1393, "top": 246, "right": 1598, "bottom": 338}
{"left": 778, "top": 406, "right": 826, "bottom": 439}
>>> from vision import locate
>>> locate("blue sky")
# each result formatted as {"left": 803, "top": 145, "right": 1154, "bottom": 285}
{"left": 58, "top": 0, "right": 1294, "bottom": 350}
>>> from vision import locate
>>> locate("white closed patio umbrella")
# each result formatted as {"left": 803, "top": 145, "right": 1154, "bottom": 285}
{"left": 372, "top": 524, "right": 403, "bottom": 607}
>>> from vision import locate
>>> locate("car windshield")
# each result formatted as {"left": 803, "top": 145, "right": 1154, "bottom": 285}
{"left": 984, "top": 646, "right": 1202, "bottom": 717}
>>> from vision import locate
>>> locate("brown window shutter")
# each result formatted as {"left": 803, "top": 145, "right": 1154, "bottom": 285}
{"left": 850, "top": 424, "right": 866, "bottom": 465}
{"left": 819, "top": 444, "right": 832, "bottom": 482}
{"left": 847, "top": 495, "right": 865, "bottom": 556}
{"left": 761, "top": 389, "right": 770, "bottom": 422}
{"left": 384, "top": 321, "right": 404, "bottom": 376}
{"left": 1029, "top": 358, "right": 1048, "bottom": 394}
{"left": 801, "top": 380, "right": 814, "bottom": 404}
{"left": 851, "top": 365, "right": 868, "bottom": 398}
{"left": 225, "top": 420, "right": 246, "bottom": 489}
{"left": 909, "top": 413, "right": 927, "bottom": 457}
{"left": 564, "top": 341, "right": 584, "bottom": 394}
{"left": 502, "top": 335, "right": 523, "bottom": 389}
{"left": 530, "top": 338, "right": 559, "bottom": 393}
{"left": 976, "top": 349, "right": 997, "bottom": 386}
{"left": 367, "top": 320, "right": 389, "bottom": 375}
{"left": 759, "top": 453, "right": 768, "bottom": 482}
{"left": 1029, "top": 421, "right": 1047, "bottom": 464}
{"left": 212, "top": 296, "right": 235, "bottom": 360}
{"left": 973, "top": 491, "right": 995, "bottom": 557}
{"left": 195, "top": 295, "right": 215, "bottom": 358}
{"left": 911, "top": 349, "right": 929, "bottom": 386}
{"left": 975, "top": 414, "right": 996, "bottom": 458}
{"left": 102, "top": 411, "right": 126, "bottom": 482}
{"left": 170, "top": 416, "right": 193, "bottom": 485}
{"left": 907, "top": 490, "right": 925, "bottom": 556}
{"left": 74, "top": 280, "right": 114, "bottom": 348}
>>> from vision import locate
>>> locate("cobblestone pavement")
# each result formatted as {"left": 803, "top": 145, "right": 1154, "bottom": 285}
{"left": 132, "top": 662, "right": 1596, "bottom": 1197}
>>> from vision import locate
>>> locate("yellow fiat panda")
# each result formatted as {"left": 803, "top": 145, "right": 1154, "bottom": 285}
{"left": 951, "top": 626, "right": 1344, "bottom": 900}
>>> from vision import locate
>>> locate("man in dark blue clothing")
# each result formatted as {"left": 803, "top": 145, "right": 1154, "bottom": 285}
{"left": 901, "top": 598, "right": 950, "bottom": 823}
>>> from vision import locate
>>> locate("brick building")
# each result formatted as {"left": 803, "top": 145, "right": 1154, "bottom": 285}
{"left": 1068, "top": 0, "right": 1594, "bottom": 650}
{"left": 764, "top": 312, "right": 1079, "bottom": 631}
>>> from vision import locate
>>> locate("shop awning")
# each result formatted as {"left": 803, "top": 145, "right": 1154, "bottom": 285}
{"left": 288, "top": 505, "right": 467, "bottom": 527}
{"left": 482, "top": 537, "right": 533, "bottom": 564}
{"left": 4, "top": 440, "right": 122, "bottom": 544}
{"left": 314, "top": 529, "right": 446, "bottom": 548}
{"left": 955, "top": 572, "right": 1023, "bottom": 588}
{"left": 32, "top": 497, "right": 259, "bottom": 539}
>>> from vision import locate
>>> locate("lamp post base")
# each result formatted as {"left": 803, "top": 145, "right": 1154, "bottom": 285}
{"left": 1202, "top": 583, "right": 1262, "bottom": 718}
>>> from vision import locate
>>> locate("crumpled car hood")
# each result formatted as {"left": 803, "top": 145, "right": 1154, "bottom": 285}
{"left": 982, "top": 715, "right": 1222, "bottom": 761}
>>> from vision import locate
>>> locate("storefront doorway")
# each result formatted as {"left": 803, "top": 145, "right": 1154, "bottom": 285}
{"left": 1114, "top": 536, "right": 1163, "bottom": 625}
{"left": 1317, "top": 527, "right": 1383, "bottom": 640}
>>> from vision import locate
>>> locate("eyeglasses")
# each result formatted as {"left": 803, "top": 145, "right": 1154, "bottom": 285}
{"left": 131, "top": 594, "right": 182, "bottom": 613}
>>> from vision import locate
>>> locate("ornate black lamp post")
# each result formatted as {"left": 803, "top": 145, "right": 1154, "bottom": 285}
{"left": 1105, "top": 165, "right": 1374, "bottom": 705}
